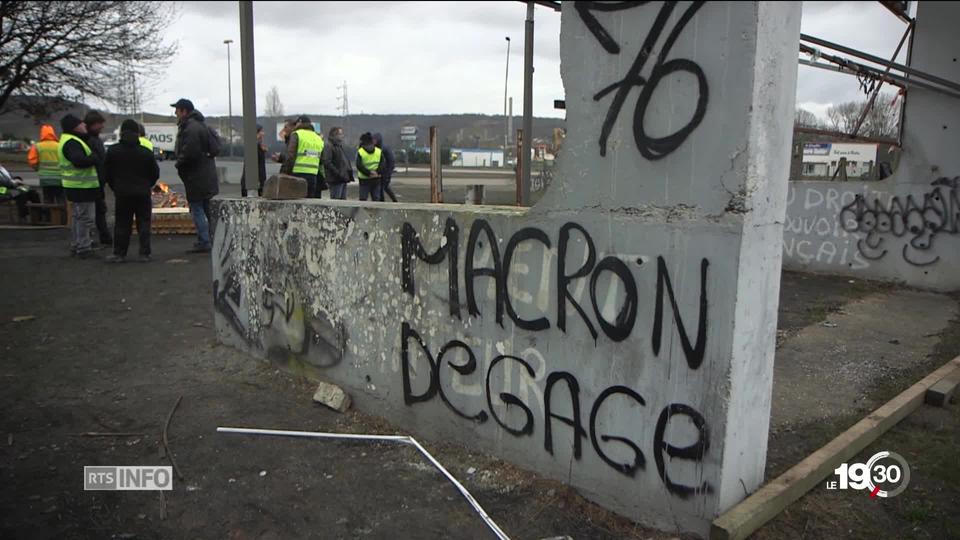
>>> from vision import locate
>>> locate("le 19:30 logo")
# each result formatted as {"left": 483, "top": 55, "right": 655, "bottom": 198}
{"left": 827, "top": 451, "right": 911, "bottom": 498}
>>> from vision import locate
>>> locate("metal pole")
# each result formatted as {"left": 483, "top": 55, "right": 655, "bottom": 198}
{"left": 430, "top": 126, "right": 442, "bottom": 203}
{"left": 515, "top": 128, "right": 523, "bottom": 206}
{"left": 503, "top": 36, "right": 510, "bottom": 153}
{"left": 238, "top": 2, "right": 257, "bottom": 198}
{"left": 507, "top": 97, "right": 513, "bottom": 164}
{"left": 520, "top": 2, "right": 534, "bottom": 206}
{"left": 224, "top": 39, "right": 234, "bottom": 158}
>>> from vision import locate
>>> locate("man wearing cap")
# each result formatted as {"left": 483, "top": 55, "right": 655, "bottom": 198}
{"left": 171, "top": 98, "right": 219, "bottom": 253}
{"left": 240, "top": 124, "right": 267, "bottom": 197}
{"left": 281, "top": 115, "right": 325, "bottom": 198}
{"left": 58, "top": 114, "right": 102, "bottom": 259}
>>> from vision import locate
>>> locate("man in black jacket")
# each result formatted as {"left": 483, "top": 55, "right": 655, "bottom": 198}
{"left": 104, "top": 120, "right": 160, "bottom": 263}
{"left": 320, "top": 126, "right": 353, "bottom": 200}
{"left": 372, "top": 133, "right": 397, "bottom": 202}
{"left": 84, "top": 110, "right": 113, "bottom": 247}
{"left": 171, "top": 98, "right": 219, "bottom": 253}
{"left": 59, "top": 114, "right": 102, "bottom": 259}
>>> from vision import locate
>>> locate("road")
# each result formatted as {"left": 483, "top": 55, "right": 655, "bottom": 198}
{"left": 11, "top": 160, "right": 536, "bottom": 206}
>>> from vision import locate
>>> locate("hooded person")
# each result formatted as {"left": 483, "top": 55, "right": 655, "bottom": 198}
{"left": 281, "top": 115, "right": 325, "bottom": 198}
{"left": 59, "top": 113, "right": 101, "bottom": 258}
{"left": 320, "top": 126, "right": 354, "bottom": 200}
{"left": 355, "top": 132, "right": 385, "bottom": 202}
{"left": 0, "top": 162, "right": 40, "bottom": 223}
{"left": 83, "top": 110, "right": 113, "bottom": 246}
{"left": 27, "top": 124, "right": 64, "bottom": 204}
{"left": 171, "top": 98, "right": 219, "bottom": 253}
{"left": 371, "top": 132, "right": 397, "bottom": 202}
{"left": 103, "top": 119, "right": 160, "bottom": 263}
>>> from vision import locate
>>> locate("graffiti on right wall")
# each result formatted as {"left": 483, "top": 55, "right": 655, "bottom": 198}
{"left": 839, "top": 177, "right": 959, "bottom": 267}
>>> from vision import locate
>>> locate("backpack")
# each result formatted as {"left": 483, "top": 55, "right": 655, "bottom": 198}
{"left": 205, "top": 126, "right": 223, "bottom": 158}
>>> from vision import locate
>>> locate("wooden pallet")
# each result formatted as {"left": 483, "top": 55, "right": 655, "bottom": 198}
{"left": 138, "top": 207, "right": 196, "bottom": 235}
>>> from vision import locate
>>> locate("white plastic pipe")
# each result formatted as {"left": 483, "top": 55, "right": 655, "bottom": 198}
{"left": 217, "top": 426, "right": 511, "bottom": 540}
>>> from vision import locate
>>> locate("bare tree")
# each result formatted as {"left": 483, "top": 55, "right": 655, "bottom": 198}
{"left": 265, "top": 86, "right": 284, "bottom": 118}
{"left": 826, "top": 92, "right": 899, "bottom": 138}
{"left": 0, "top": 1, "right": 178, "bottom": 116}
{"left": 794, "top": 108, "right": 821, "bottom": 128}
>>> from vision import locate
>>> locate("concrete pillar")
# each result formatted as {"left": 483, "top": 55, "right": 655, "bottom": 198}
{"left": 212, "top": 2, "right": 800, "bottom": 535}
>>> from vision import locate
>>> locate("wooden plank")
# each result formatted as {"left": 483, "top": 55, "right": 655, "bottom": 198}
{"left": 711, "top": 356, "right": 960, "bottom": 540}
{"left": 924, "top": 369, "right": 960, "bottom": 407}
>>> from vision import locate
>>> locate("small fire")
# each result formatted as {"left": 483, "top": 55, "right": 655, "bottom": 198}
{"left": 152, "top": 181, "right": 186, "bottom": 208}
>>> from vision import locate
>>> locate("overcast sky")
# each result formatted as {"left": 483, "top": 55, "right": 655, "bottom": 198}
{"left": 129, "top": 1, "right": 913, "bottom": 121}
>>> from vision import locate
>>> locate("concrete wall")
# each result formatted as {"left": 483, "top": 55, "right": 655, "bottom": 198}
{"left": 211, "top": 2, "right": 800, "bottom": 535}
{"left": 783, "top": 2, "right": 960, "bottom": 290}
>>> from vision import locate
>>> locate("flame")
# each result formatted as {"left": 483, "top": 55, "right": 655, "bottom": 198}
{"left": 156, "top": 182, "right": 170, "bottom": 193}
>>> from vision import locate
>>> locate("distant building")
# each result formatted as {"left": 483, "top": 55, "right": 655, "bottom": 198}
{"left": 801, "top": 142, "right": 878, "bottom": 179}
{"left": 450, "top": 147, "right": 504, "bottom": 167}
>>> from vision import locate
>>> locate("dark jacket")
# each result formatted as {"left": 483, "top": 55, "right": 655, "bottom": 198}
{"left": 372, "top": 133, "right": 395, "bottom": 179}
{"left": 104, "top": 131, "right": 160, "bottom": 198}
{"left": 175, "top": 110, "right": 219, "bottom": 202}
{"left": 321, "top": 139, "right": 354, "bottom": 185}
{"left": 62, "top": 131, "right": 102, "bottom": 203}
{"left": 85, "top": 132, "right": 107, "bottom": 188}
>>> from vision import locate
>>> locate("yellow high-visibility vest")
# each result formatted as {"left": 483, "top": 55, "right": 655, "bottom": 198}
{"left": 292, "top": 129, "right": 324, "bottom": 175}
{"left": 37, "top": 140, "right": 61, "bottom": 186}
{"left": 357, "top": 147, "right": 382, "bottom": 180}
{"left": 139, "top": 136, "right": 154, "bottom": 151}
{"left": 58, "top": 133, "right": 99, "bottom": 189}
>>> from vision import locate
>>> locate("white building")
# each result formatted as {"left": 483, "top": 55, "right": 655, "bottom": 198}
{"left": 801, "top": 142, "right": 878, "bottom": 179}
{"left": 450, "top": 148, "right": 504, "bottom": 168}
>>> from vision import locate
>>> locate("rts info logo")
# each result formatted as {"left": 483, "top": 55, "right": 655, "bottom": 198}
{"left": 826, "top": 451, "right": 911, "bottom": 498}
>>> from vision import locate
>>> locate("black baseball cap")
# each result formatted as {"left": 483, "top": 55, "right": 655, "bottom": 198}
{"left": 170, "top": 98, "right": 195, "bottom": 111}
{"left": 296, "top": 115, "right": 312, "bottom": 124}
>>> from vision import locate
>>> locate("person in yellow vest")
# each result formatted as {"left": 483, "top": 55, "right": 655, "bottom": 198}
{"left": 27, "top": 124, "right": 64, "bottom": 204}
{"left": 355, "top": 132, "right": 385, "bottom": 201}
{"left": 59, "top": 114, "right": 102, "bottom": 259}
{"left": 281, "top": 115, "right": 325, "bottom": 198}
{"left": 138, "top": 123, "right": 155, "bottom": 153}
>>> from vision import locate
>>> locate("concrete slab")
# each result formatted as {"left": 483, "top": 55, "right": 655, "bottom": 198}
{"left": 771, "top": 289, "right": 958, "bottom": 429}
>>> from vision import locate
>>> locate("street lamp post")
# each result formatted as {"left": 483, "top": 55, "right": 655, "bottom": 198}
{"left": 503, "top": 36, "right": 511, "bottom": 160}
{"left": 224, "top": 38, "right": 234, "bottom": 158}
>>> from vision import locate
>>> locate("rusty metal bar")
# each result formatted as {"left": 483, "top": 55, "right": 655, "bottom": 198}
{"left": 851, "top": 21, "right": 913, "bottom": 138}
{"left": 797, "top": 56, "right": 960, "bottom": 101}
{"left": 515, "top": 128, "right": 523, "bottom": 206}
{"left": 800, "top": 33, "right": 960, "bottom": 94}
{"left": 429, "top": 126, "right": 442, "bottom": 203}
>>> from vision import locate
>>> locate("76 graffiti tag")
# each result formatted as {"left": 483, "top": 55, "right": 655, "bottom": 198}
{"left": 575, "top": 1, "right": 709, "bottom": 159}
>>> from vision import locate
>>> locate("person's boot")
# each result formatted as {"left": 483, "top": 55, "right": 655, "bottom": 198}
{"left": 105, "top": 254, "right": 126, "bottom": 263}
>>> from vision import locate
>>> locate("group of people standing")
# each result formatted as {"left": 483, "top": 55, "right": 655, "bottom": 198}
{"left": 51, "top": 113, "right": 160, "bottom": 261}
{"left": 265, "top": 115, "right": 396, "bottom": 202}
{"left": 33, "top": 98, "right": 219, "bottom": 261}
{"left": 23, "top": 98, "right": 404, "bottom": 262}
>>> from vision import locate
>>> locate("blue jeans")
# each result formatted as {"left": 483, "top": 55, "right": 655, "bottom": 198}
{"left": 329, "top": 182, "right": 348, "bottom": 200}
{"left": 359, "top": 179, "right": 381, "bottom": 201}
{"left": 189, "top": 198, "right": 212, "bottom": 247}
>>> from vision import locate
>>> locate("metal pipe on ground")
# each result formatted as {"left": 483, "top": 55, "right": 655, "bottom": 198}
{"left": 216, "top": 426, "right": 511, "bottom": 540}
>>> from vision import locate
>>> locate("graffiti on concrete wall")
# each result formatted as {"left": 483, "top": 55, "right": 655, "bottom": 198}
{"left": 783, "top": 186, "right": 871, "bottom": 270}
{"left": 839, "top": 177, "right": 959, "bottom": 267}
{"left": 400, "top": 217, "right": 712, "bottom": 499}
{"left": 576, "top": 1, "right": 708, "bottom": 159}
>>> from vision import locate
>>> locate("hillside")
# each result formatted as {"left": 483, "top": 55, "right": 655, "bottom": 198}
{"left": 0, "top": 96, "right": 565, "bottom": 151}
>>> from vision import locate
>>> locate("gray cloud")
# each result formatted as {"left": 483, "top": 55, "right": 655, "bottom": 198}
{"left": 128, "top": 1, "right": 914, "bottom": 123}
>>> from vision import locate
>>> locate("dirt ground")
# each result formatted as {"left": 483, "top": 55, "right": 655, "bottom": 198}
{"left": 0, "top": 229, "right": 957, "bottom": 540}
